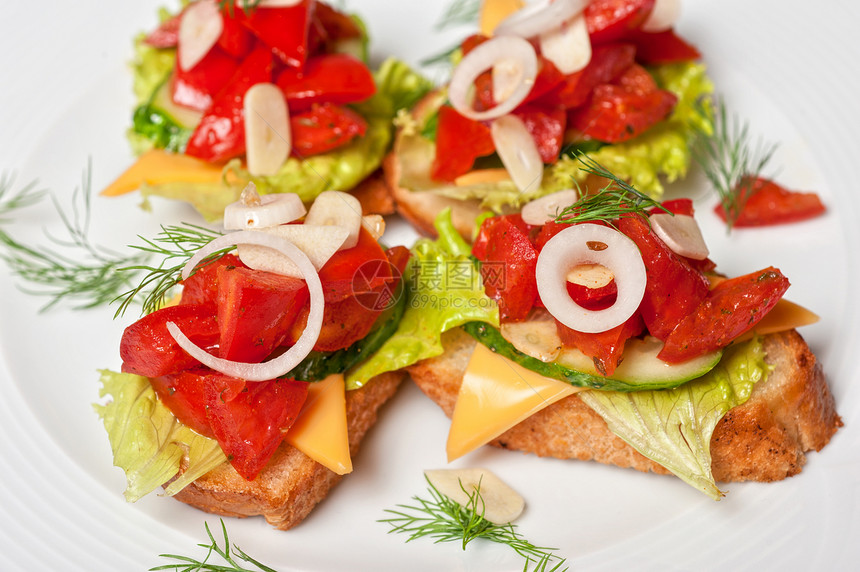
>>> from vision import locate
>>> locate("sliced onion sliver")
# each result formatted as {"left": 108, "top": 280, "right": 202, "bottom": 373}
{"left": 172, "top": 230, "right": 324, "bottom": 382}
{"left": 539, "top": 13, "right": 591, "bottom": 75}
{"left": 641, "top": 0, "right": 681, "bottom": 32}
{"left": 536, "top": 224, "right": 646, "bottom": 333}
{"left": 491, "top": 114, "right": 543, "bottom": 192}
{"left": 521, "top": 188, "right": 579, "bottom": 225}
{"left": 494, "top": 0, "right": 590, "bottom": 39}
{"left": 449, "top": 36, "right": 538, "bottom": 122}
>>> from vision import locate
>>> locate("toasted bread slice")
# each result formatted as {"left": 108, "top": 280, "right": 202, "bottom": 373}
{"left": 409, "top": 328, "right": 841, "bottom": 482}
{"left": 172, "top": 371, "right": 403, "bottom": 530}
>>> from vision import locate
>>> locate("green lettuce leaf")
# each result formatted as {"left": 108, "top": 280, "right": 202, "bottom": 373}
{"left": 135, "top": 57, "right": 431, "bottom": 220}
{"left": 94, "top": 370, "right": 226, "bottom": 502}
{"left": 579, "top": 337, "right": 770, "bottom": 499}
{"left": 346, "top": 209, "right": 498, "bottom": 389}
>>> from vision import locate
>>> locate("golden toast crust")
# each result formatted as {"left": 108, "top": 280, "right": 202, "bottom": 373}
{"left": 408, "top": 328, "right": 841, "bottom": 482}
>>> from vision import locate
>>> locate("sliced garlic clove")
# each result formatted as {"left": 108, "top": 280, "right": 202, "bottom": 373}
{"left": 491, "top": 114, "right": 543, "bottom": 193}
{"left": 361, "top": 214, "right": 386, "bottom": 241}
{"left": 521, "top": 188, "right": 579, "bottom": 225}
{"left": 244, "top": 83, "right": 291, "bottom": 176}
{"left": 500, "top": 317, "right": 563, "bottom": 363}
{"left": 650, "top": 212, "right": 709, "bottom": 260}
{"left": 304, "top": 191, "right": 363, "bottom": 249}
{"left": 424, "top": 468, "right": 525, "bottom": 525}
{"left": 539, "top": 13, "right": 591, "bottom": 75}
{"left": 223, "top": 183, "right": 306, "bottom": 230}
{"left": 566, "top": 263, "right": 614, "bottom": 289}
{"left": 641, "top": 0, "right": 681, "bottom": 32}
{"left": 237, "top": 225, "right": 350, "bottom": 278}
{"left": 178, "top": 0, "right": 223, "bottom": 72}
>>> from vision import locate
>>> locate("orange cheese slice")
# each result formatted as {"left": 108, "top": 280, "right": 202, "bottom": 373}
{"left": 479, "top": 0, "right": 525, "bottom": 36}
{"left": 454, "top": 168, "right": 512, "bottom": 187}
{"left": 101, "top": 149, "right": 224, "bottom": 196}
{"left": 735, "top": 299, "right": 820, "bottom": 342}
{"left": 285, "top": 373, "right": 352, "bottom": 475}
{"left": 447, "top": 342, "right": 585, "bottom": 461}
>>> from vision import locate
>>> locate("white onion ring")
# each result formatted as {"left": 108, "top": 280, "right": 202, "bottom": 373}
{"left": 490, "top": 114, "right": 544, "bottom": 192}
{"left": 171, "top": 230, "right": 324, "bottom": 381}
{"left": 448, "top": 35, "right": 538, "bottom": 122}
{"left": 494, "top": 0, "right": 590, "bottom": 39}
{"left": 536, "top": 224, "right": 646, "bottom": 333}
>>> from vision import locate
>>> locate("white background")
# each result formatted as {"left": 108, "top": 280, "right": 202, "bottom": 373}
{"left": 1, "top": 1, "right": 858, "bottom": 570}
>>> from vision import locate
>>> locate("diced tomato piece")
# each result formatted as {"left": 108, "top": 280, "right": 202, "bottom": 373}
{"left": 144, "top": 13, "right": 181, "bottom": 48}
{"left": 206, "top": 377, "right": 309, "bottom": 480}
{"left": 276, "top": 53, "right": 376, "bottom": 112}
{"left": 235, "top": 1, "right": 315, "bottom": 68}
{"left": 613, "top": 63, "right": 658, "bottom": 95}
{"left": 659, "top": 267, "right": 791, "bottom": 362}
{"left": 472, "top": 214, "right": 535, "bottom": 260}
{"left": 430, "top": 105, "right": 496, "bottom": 182}
{"left": 630, "top": 28, "right": 702, "bottom": 64}
{"left": 180, "top": 253, "right": 246, "bottom": 306}
{"left": 566, "top": 280, "right": 618, "bottom": 311}
{"left": 216, "top": 265, "right": 309, "bottom": 362}
{"left": 149, "top": 368, "right": 224, "bottom": 438}
{"left": 556, "top": 312, "right": 644, "bottom": 376}
{"left": 567, "top": 84, "right": 677, "bottom": 143}
{"left": 473, "top": 216, "right": 539, "bottom": 321}
{"left": 218, "top": 10, "right": 255, "bottom": 59}
{"left": 461, "top": 33, "right": 489, "bottom": 56}
{"left": 714, "top": 176, "right": 827, "bottom": 227}
{"left": 172, "top": 45, "right": 239, "bottom": 112}
{"left": 585, "top": 0, "right": 656, "bottom": 44}
{"left": 652, "top": 198, "right": 695, "bottom": 216}
{"left": 290, "top": 102, "right": 367, "bottom": 157}
{"left": 185, "top": 45, "right": 274, "bottom": 162}
{"left": 120, "top": 304, "right": 220, "bottom": 377}
{"left": 532, "top": 220, "right": 571, "bottom": 251}
{"left": 526, "top": 57, "right": 567, "bottom": 104}
{"left": 616, "top": 215, "right": 710, "bottom": 340}
{"left": 309, "top": 2, "right": 364, "bottom": 48}
{"left": 539, "top": 43, "right": 636, "bottom": 109}
{"left": 316, "top": 226, "right": 391, "bottom": 303}
{"left": 513, "top": 104, "right": 567, "bottom": 164}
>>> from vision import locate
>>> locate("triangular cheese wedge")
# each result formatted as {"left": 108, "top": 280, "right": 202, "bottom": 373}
{"left": 101, "top": 149, "right": 224, "bottom": 196}
{"left": 735, "top": 298, "right": 820, "bottom": 342}
{"left": 286, "top": 373, "right": 352, "bottom": 475}
{"left": 479, "top": 0, "right": 525, "bottom": 36}
{"left": 447, "top": 343, "right": 585, "bottom": 461}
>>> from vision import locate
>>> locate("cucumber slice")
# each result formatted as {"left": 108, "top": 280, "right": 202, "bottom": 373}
{"left": 463, "top": 322, "right": 722, "bottom": 392}
{"left": 555, "top": 336, "right": 723, "bottom": 387}
{"left": 152, "top": 78, "right": 203, "bottom": 128}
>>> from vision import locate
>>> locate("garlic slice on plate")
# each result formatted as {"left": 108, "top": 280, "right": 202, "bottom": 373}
{"left": 491, "top": 114, "right": 543, "bottom": 192}
{"left": 539, "top": 13, "right": 591, "bottom": 75}
{"left": 424, "top": 468, "right": 525, "bottom": 525}
{"left": 244, "top": 83, "right": 291, "bottom": 176}
{"left": 641, "top": 0, "right": 681, "bottom": 32}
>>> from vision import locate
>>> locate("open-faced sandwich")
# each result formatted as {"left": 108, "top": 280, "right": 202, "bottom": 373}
{"left": 385, "top": 0, "right": 713, "bottom": 238}
{"left": 354, "top": 161, "right": 840, "bottom": 498}
{"left": 102, "top": 0, "right": 432, "bottom": 220}
{"left": 96, "top": 186, "right": 410, "bottom": 529}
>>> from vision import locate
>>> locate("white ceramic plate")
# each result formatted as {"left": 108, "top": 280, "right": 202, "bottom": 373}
{"left": 1, "top": 1, "right": 858, "bottom": 570}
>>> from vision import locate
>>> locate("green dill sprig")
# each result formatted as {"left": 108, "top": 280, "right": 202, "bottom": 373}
{"left": 0, "top": 174, "right": 45, "bottom": 221}
{"left": 151, "top": 519, "right": 278, "bottom": 572}
{"left": 0, "top": 168, "right": 147, "bottom": 312}
{"left": 434, "top": 0, "right": 482, "bottom": 31}
{"left": 113, "top": 223, "right": 225, "bottom": 318}
{"left": 381, "top": 477, "right": 568, "bottom": 572}
{"left": 693, "top": 97, "right": 777, "bottom": 230}
{"left": 555, "top": 153, "right": 669, "bottom": 226}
